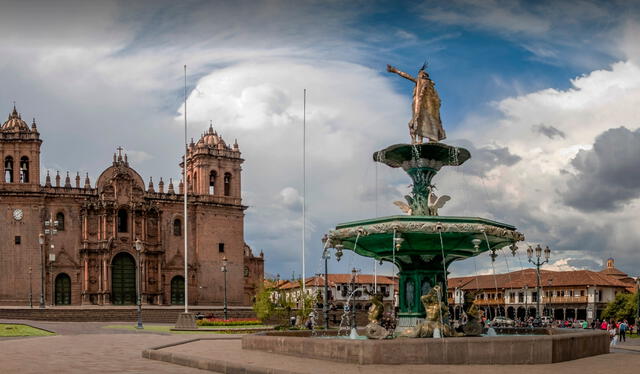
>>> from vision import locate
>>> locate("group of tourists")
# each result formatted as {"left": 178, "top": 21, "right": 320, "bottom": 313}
{"left": 592, "top": 319, "right": 633, "bottom": 346}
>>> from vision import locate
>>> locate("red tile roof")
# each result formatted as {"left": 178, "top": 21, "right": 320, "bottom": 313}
{"left": 448, "top": 268, "right": 630, "bottom": 291}
{"left": 276, "top": 274, "right": 397, "bottom": 290}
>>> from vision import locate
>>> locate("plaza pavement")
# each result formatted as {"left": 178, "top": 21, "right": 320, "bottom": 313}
{"left": 2, "top": 319, "right": 640, "bottom": 373}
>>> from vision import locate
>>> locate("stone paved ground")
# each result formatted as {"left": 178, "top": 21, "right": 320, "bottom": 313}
{"left": 0, "top": 319, "right": 231, "bottom": 373}
{"left": 2, "top": 320, "right": 640, "bottom": 374}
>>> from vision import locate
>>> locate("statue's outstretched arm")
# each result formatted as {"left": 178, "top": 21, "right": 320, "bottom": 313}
{"left": 387, "top": 65, "right": 416, "bottom": 83}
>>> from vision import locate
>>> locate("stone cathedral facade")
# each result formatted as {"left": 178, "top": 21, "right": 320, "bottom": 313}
{"left": 0, "top": 106, "right": 263, "bottom": 307}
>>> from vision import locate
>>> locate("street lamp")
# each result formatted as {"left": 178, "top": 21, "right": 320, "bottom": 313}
{"left": 221, "top": 256, "right": 228, "bottom": 320}
{"left": 40, "top": 215, "right": 59, "bottom": 308}
{"left": 524, "top": 284, "right": 529, "bottom": 322}
{"left": 636, "top": 278, "right": 640, "bottom": 323}
{"left": 528, "top": 244, "right": 550, "bottom": 320}
{"left": 28, "top": 266, "right": 33, "bottom": 308}
{"left": 134, "top": 238, "right": 144, "bottom": 329}
{"left": 322, "top": 248, "right": 330, "bottom": 330}
{"left": 350, "top": 267, "right": 358, "bottom": 330}
{"left": 38, "top": 233, "right": 45, "bottom": 308}
{"left": 49, "top": 252, "right": 56, "bottom": 306}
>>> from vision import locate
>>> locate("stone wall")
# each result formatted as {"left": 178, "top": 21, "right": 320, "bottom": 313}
{"left": 0, "top": 306, "right": 256, "bottom": 323}
{"left": 242, "top": 328, "right": 609, "bottom": 365}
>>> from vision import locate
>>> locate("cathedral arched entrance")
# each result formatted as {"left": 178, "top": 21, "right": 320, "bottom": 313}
{"left": 55, "top": 273, "right": 71, "bottom": 305}
{"left": 111, "top": 252, "right": 136, "bottom": 305}
{"left": 171, "top": 275, "right": 185, "bottom": 305}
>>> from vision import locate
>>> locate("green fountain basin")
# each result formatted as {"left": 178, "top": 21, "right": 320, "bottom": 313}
{"left": 329, "top": 215, "right": 523, "bottom": 262}
{"left": 327, "top": 215, "right": 524, "bottom": 322}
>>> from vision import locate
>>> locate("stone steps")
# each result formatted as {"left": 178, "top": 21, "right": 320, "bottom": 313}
{"left": 0, "top": 307, "right": 256, "bottom": 323}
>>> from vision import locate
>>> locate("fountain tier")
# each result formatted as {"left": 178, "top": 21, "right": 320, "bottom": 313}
{"left": 327, "top": 215, "right": 524, "bottom": 324}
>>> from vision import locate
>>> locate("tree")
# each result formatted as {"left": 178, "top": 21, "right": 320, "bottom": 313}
{"left": 295, "top": 280, "right": 317, "bottom": 326}
{"left": 252, "top": 284, "right": 276, "bottom": 321}
{"left": 601, "top": 292, "right": 638, "bottom": 323}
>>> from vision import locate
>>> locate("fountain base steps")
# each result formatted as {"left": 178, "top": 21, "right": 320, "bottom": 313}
{"left": 242, "top": 329, "right": 609, "bottom": 365}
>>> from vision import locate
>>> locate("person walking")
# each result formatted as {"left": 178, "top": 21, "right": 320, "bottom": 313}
{"left": 601, "top": 319, "right": 608, "bottom": 330}
{"left": 619, "top": 320, "right": 628, "bottom": 342}
{"left": 609, "top": 321, "right": 619, "bottom": 346}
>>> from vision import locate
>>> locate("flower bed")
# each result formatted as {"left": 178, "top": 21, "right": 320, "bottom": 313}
{"left": 196, "top": 318, "right": 262, "bottom": 327}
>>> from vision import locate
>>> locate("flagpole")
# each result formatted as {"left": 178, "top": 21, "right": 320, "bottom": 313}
{"left": 302, "top": 89, "right": 306, "bottom": 296}
{"left": 183, "top": 64, "right": 189, "bottom": 314}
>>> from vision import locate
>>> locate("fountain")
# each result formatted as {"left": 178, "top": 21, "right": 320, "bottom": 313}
{"left": 326, "top": 140, "right": 524, "bottom": 332}
{"left": 242, "top": 63, "right": 609, "bottom": 364}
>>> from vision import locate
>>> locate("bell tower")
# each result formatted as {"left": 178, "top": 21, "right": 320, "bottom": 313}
{"left": 183, "top": 123, "right": 243, "bottom": 200}
{"left": 0, "top": 105, "right": 42, "bottom": 190}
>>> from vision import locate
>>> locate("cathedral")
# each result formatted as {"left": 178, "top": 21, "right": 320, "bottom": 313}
{"left": 0, "top": 106, "right": 263, "bottom": 307}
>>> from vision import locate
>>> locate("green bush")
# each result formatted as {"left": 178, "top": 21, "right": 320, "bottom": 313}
{"left": 196, "top": 318, "right": 262, "bottom": 327}
{"left": 601, "top": 292, "right": 638, "bottom": 323}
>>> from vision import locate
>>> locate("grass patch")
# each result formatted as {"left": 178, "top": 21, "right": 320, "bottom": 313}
{"left": 103, "top": 324, "right": 267, "bottom": 334}
{"left": 0, "top": 324, "right": 54, "bottom": 337}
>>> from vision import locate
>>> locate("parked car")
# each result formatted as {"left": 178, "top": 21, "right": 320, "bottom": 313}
{"left": 490, "top": 316, "right": 515, "bottom": 327}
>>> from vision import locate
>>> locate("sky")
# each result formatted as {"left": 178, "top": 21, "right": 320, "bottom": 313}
{"left": 2, "top": 0, "right": 640, "bottom": 281}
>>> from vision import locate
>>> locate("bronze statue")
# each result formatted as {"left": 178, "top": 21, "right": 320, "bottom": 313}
{"left": 364, "top": 293, "right": 392, "bottom": 339}
{"left": 398, "top": 285, "right": 459, "bottom": 338}
{"left": 461, "top": 290, "right": 483, "bottom": 336}
{"left": 387, "top": 64, "right": 446, "bottom": 144}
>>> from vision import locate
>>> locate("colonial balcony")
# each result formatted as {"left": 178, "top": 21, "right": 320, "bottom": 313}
{"left": 474, "top": 298, "right": 505, "bottom": 305}
{"left": 545, "top": 296, "right": 588, "bottom": 304}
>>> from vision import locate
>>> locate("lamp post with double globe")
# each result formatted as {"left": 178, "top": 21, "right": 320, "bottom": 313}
{"left": 135, "top": 238, "right": 144, "bottom": 329}
{"left": 527, "top": 244, "right": 551, "bottom": 320}
{"left": 221, "top": 256, "right": 228, "bottom": 320}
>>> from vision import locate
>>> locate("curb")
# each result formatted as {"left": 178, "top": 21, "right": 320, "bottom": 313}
{"left": 142, "top": 337, "right": 301, "bottom": 374}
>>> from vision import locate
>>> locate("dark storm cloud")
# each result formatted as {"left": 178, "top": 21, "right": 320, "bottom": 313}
{"left": 532, "top": 123, "right": 566, "bottom": 139}
{"left": 563, "top": 127, "right": 640, "bottom": 212}
{"left": 453, "top": 140, "right": 522, "bottom": 177}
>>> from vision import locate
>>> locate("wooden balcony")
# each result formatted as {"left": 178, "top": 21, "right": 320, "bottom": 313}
{"left": 474, "top": 298, "right": 505, "bottom": 305}
{"left": 546, "top": 296, "right": 588, "bottom": 304}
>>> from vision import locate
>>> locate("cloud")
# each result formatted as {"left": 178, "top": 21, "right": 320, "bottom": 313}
{"left": 445, "top": 59, "right": 640, "bottom": 277}
{"left": 126, "top": 150, "right": 153, "bottom": 164}
{"left": 279, "top": 187, "right": 302, "bottom": 211}
{"left": 4, "top": 0, "right": 640, "bottom": 281}
{"left": 562, "top": 127, "right": 640, "bottom": 212}
{"left": 421, "top": 0, "right": 552, "bottom": 36}
{"left": 532, "top": 124, "right": 566, "bottom": 139}
{"left": 182, "top": 59, "right": 407, "bottom": 276}
{"left": 395, "top": 30, "right": 418, "bottom": 41}
{"left": 418, "top": 0, "right": 637, "bottom": 68}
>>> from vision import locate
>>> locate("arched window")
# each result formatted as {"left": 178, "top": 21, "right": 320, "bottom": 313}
{"left": 4, "top": 156, "right": 13, "bottom": 183}
{"left": 117, "top": 209, "right": 128, "bottom": 233}
{"left": 56, "top": 212, "right": 65, "bottom": 231}
{"left": 173, "top": 218, "right": 181, "bottom": 236}
{"left": 19, "top": 156, "right": 29, "bottom": 183}
{"left": 209, "top": 170, "right": 217, "bottom": 195}
{"left": 224, "top": 173, "right": 231, "bottom": 196}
